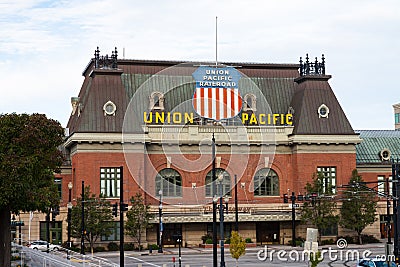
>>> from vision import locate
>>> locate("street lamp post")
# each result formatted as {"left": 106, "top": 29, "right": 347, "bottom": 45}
{"left": 81, "top": 181, "right": 85, "bottom": 255}
{"left": 212, "top": 132, "right": 218, "bottom": 267}
{"left": 386, "top": 177, "right": 392, "bottom": 245}
{"left": 46, "top": 209, "right": 50, "bottom": 253}
{"left": 291, "top": 192, "right": 296, "bottom": 247}
{"left": 67, "top": 182, "right": 73, "bottom": 259}
{"left": 234, "top": 174, "right": 238, "bottom": 232}
{"left": 177, "top": 234, "right": 182, "bottom": 267}
{"left": 218, "top": 175, "right": 226, "bottom": 267}
{"left": 158, "top": 190, "right": 163, "bottom": 253}
{"left": 212, "top": 195, "right": 218, "bottom": 267}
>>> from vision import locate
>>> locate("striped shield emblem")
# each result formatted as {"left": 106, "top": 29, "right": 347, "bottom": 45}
{"left": 192, "top": 66, "right": 242, "bottom": 121}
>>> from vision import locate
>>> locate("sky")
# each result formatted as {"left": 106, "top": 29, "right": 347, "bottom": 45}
{"left": 0, "top": 0, "right": 399, "bottom": 130}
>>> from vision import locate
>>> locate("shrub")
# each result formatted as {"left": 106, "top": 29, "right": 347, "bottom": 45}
{"left": 321, "top": 239, "right": 335, "bottom": 246}
{"left": 245, "top": 238, "right": 252, "bottom": 243}
{"left": 205, "top": 238, "right": 213, "bottom": 244}
{"left": 148, "top": 244, "right": 159, "bottom": 250}
{"left": 123, "top": 243, "right": 135, "bottom": 251}
{"left": 295, "top": 240, "right": 303, "bottom": 247}
{"left": 296, "top": 237, "right": 305, "bottom": 242}
{"left": 361, "top": 234, "right": 380, "bottom": 244}
{"left": 225, "top": 237, "right": 231, "bottom": 244}
{"left": 93, "top": 246, "right": 106, "bottom": 252}
{"left": 107, "top": 242, "right": 119, "bottom": 251}
{"left": 201, "top": 233, "right": 212, "bottom": 244}
{"left": 338, "top": 236, "right": 354, "bottom": 244}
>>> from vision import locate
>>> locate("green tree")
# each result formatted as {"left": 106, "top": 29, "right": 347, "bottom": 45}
{"left": 0, "top": 113, "right": 64, "bottom": 267}
{"left": 309, "top": 251, "right": 323, "bottom": 267}
{"left": 229, "top": 231, "right": 246, "bottom": 267}
{"left": 71, "top": 186, "right": 114, "bottom": 254}
{"left": 300, "top": 172, "right": 339, "bottom": 244}
{"left": 125, "top": 193, "right": 153, "bottom": 251}
{"left": 340, "top": 169, "right": 377, "bottom": 244}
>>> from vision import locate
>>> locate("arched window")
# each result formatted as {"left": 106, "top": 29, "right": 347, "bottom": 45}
{"left": 254, "top": 168, "right": 279, "bottom": 196}
{"left": 243, "top": 93, "right": 256, "bottom": 111}
{"left": 155, "top": 168, "right": 182, "bottom": 197}
{"left": 154, "top": 95, "right": 160, "bottom": 107}
{"left": 205, "top": 168, "right": 231, "bottom": 197}
{"left": 149, "top": 92, "right": 164, "bottom": 111}
{"left": 247, "top": 97, "right": 253, "bottom": 109}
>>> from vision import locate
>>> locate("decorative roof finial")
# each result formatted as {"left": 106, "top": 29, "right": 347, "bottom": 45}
{"left": 299, "top": 53, "right": 326, "bottom": 76}
{"left": 94, "top": 47, "right": 119, "bottom": 69}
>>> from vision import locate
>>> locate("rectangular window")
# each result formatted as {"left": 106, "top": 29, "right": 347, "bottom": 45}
{"left": 40, "top": 221, "right": 63, "bottom": 245}
{"left": 317, "top": 167, "right": 336, "bottom": 194}
{"left": 207, "top": 223, "right": 232, "bottom": 239}
{"left": 100, "top": 167, "right": 121, "bottom": 198}
{"left": 395, "top": 113, "right": 400, "bottom": 124}
{"left": 378, "top": 176, "right": 392, "bottom": 197}
{"left": 378, "top": 176, "right": 385, "bottom": 196}
{"left": 54, "top": 178, "right": 62, "bottom": 199}
{"left": 321, "top": 222, "right": 338, "bottom": 236}
{"left": 101, "top": 221, "right": 120, "bottom": 241}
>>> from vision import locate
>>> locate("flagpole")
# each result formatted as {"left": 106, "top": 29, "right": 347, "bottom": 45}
{"left": 215, "top": 16, "right": 218, "bottom": 68}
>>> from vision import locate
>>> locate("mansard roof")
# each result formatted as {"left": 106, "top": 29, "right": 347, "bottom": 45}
{"left": 66, "top": 49, "right": 356, "bottom": 137}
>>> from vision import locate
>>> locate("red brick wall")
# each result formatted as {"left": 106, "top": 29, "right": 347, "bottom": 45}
{"left": 68, "top": 148, "right": 357, "bottom": 206}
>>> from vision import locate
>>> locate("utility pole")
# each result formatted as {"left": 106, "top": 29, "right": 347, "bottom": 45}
{"left": 81, "top": 181, "right": 85, "bottom": 255}
{"left": 393, "top": 160, "right": 400, "bottom": 262}
{"left": 119, "top": 166, "right": 127, "bottom": 267}
{"left": 46, "top": 209, "right": 50, "bottom": 253}
{"left": 234, "top": 174, "right": 238, "bottom": 232}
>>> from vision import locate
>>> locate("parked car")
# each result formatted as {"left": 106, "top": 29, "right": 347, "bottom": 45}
{"left": 357, "top": 258, "right": 397, "bottom": 267}
{"left": 27, "top": 240, "right": 61, "bottom": 252}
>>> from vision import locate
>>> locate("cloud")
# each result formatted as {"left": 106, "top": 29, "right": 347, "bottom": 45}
{"left": 0, "top": 0, "right": 399, "bottom": 129}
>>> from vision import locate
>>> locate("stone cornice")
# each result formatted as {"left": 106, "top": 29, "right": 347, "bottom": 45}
{"left": 288, "top": 134, "right": 362, "bottom": 145}
{"left": 64, "top": 132, "right": 149, "bottom": 148}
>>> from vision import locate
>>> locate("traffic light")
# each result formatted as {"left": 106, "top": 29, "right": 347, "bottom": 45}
{"left": 283, "top": 194, "right": 288, "bottom": 203}
{"left": 120, "top": 203, "right": 128, "bottom": 212}
{"left": 52, "top": 206, "right": 60, "bottom": 221}
{"left": 112, "top": 203, "right": 118, "bottom": 217}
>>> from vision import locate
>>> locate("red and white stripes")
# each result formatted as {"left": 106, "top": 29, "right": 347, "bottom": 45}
{"left": 193, "top": 87, "right": 242, "bottom": 121}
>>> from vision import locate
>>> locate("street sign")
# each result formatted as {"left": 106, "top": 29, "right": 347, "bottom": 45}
{"left": 11, "top": 221, "right": 24, "bottom": 227}
{"left": 289, "top": 204, "right": 300, "bottom": 208}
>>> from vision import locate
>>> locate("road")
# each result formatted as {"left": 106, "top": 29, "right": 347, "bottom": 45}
{"left": 17, "top": 243, "right": 394, "bottom": 267}
{"left": 99, "top": 244, "right": 390, "bottom": 267}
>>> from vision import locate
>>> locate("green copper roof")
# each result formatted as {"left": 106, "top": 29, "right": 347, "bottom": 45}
{"left": 356, "top": 130, "right": 400, "bottom": 164}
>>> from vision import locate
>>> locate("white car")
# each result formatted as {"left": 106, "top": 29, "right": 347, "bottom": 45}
{"left": 357, "top": 258, "right": 397, "bottom": 267}
{"left": 27, "top": 240, "right": 61, "bottom": 252}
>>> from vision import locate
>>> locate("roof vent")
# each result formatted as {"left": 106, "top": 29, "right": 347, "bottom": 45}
{"left": 380, "top": 148, "right": 391, "bottom": 161}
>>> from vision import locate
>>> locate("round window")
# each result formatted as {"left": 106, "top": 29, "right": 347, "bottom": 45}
{"left": 380, "top": 149, "right": 391, "bottom": 161}
{"left": 103, "top": 101, "right": 116, "bottom": 116}
{"left": 318, "top": 104, "right": 329, "bottom": 118}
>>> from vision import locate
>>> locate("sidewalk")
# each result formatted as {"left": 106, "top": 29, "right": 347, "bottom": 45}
{"left": 96, "top": 242, "right": 386, "bottom": 257}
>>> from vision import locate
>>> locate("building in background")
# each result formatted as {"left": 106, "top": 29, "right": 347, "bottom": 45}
{"left": 393, "top": 103, "right": 400, "bottom": 130}
{"left": 355, "top": 130, "right": 400, "bottom": 239}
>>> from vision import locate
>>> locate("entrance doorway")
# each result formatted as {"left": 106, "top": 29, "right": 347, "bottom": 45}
{"left": 40, "top": 221, "right": 62, "bottom": 245}
{"left": 380, "top": 215, "right": 394, "bottom": 239}
{"left": 256, "top": 222, "right": 279, "bottom": 244}
{"left": 161, "top": 223, "right": 182, "bottom": 246}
